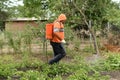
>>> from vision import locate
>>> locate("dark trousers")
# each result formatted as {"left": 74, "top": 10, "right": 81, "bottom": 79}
{"left": 49, "top": 41, "right": 66, "bottom": 64}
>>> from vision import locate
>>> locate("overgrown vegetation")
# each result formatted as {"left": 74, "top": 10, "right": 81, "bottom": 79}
{"left": 0, "top": 0, "right": 120, "bottom": 80}
{"left": 0, "top": 26, "right": 119, "bottom": 80}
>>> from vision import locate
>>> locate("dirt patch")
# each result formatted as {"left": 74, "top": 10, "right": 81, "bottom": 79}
{"left": 101, "top": 70, "right": 120, "bottom": 80}
{"left": 102, "top": 44, "right": 120, "bottom": 52}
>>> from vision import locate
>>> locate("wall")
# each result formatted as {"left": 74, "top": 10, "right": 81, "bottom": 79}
{"left": 5, "top": 20, "right": 42, "bottom": 31}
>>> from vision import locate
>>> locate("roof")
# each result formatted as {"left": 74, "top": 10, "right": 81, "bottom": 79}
{"left": 5, "top": 18, "right": 47, "bottom": 22}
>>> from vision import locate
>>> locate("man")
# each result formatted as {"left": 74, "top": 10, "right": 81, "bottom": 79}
{"left": 48, "top": 13, "right": 67, "bottom": 64}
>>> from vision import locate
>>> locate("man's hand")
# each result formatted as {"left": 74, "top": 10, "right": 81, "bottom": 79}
{"left": 61, "top": 39, "right": 66, "bottom": 44}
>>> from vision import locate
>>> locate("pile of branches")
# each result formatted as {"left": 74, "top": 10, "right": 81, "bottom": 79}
{"left": 107, "top": 33, "right": 120, "bottom": 46}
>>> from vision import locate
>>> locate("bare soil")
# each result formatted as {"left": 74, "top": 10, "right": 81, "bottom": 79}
{"left": 101, "top": 70, "right": 120, "bottom": 80}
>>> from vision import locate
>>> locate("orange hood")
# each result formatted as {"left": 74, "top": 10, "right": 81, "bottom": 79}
{"left": 58, "top": 14, "right": 67, "bottom": 21}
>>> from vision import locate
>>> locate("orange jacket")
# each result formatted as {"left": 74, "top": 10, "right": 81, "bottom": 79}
{"left": 51, "top": 14, "right": 67, "bottom": 43}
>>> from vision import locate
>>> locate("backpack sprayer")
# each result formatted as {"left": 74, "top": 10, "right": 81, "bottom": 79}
{"left": 43, "top": 23, "right": 53, "bottom": 63}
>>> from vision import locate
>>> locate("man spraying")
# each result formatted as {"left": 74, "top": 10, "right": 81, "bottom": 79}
{"left": 48, "top": 13, "right": 67, "bottom": 64}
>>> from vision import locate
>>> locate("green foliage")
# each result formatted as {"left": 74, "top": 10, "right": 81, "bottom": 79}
{"left": 20, "top": 70, "right": 41, "bottom": 80}
{"left": 82, "top": 46, "right": 94, "bottom": 53}
{"left": 104, "top": 54, "right": 120, "bottom": 70}
{"left": 4, "top": 31, "right": 22, "bottom": 53}
{"left": 93, "top": 53, "right": 120, "bottom": 71}
{"left": 0, "top": 63, "right": 17, "bottom": 78}
{"left": 0, "top": 51, "right": 119, "bottom": 80}
{"left": 0, "top": 14, "right": 119, "bottom": 80}
{"left": 0, "top": 0, "right": 13, "bottom": 30}
{"left": 67, "top": 56, "right": 110, "bottom": 80}
{"left": 68, "top": 69, "right": 109, "bottom": 80}
{"left": 68, "top": 68, "right": 89, "bottom": 80}
{"left": 41, "top": 64, "right": 72, "bottom": 78}
{"left": 23, "top": 0, "right": 49, "bottom": 18}
{"left": 104, "top": 3, "right": 120, "bottom": 25}
{"left": 0, "top": 33, "right": 4, "bottom": 53}
{"left": 17, "top": 0, "right": 120, "bottom": 30}
{"left": 5, "top": 32, "right": 15, "bottom": 51}
{"left": 64, "top": 25, "right": 74, "bottom": 41}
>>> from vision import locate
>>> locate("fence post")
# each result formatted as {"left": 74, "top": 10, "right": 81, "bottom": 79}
{"left": 89, "top": 20, "right": 93, "bottom": 47}
{"left": 43, "top": 23, "right": 48, "bottom": 63}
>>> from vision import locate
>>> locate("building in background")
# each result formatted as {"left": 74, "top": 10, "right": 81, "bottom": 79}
{"left": 5, "top": 18, "right": 47, "bottom": 31}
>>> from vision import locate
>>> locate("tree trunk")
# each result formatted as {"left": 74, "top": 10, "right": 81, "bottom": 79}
{"left": 91, "top": 29, "right": 100, "bottom": 54}
{"left": 73, "top": 1, "right": 100, "bottom": 54}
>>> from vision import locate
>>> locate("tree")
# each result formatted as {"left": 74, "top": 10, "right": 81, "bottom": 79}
{"left": 0, "top": 0, "right": 11, "bottom": 30}
{"left": 23, "top": 0, "right": 50, "bottom": 18}
{"left": 21, "top": 0, "right": 120, "bottom": 54}
{"left": 104, "top": 2, "right": 120, "bottom": 26}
